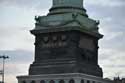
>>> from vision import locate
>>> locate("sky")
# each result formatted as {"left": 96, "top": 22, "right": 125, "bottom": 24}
{"left": 0, "top": 0, "right": 125, "bottom": 83}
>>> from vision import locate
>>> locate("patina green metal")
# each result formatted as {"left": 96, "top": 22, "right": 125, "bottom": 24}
{"left": 31, "top": 0, "right": 103, "bottom": 38}
{"left": 52, "top": 0, "right": 83, "bottom": 8}
{"left": 49, "top": 0, "right": 87, "bottom": 15}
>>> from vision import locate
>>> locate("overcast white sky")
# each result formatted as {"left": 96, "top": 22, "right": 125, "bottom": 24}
{"left": 0, "top": 0, "right": 125, "bottom": 83}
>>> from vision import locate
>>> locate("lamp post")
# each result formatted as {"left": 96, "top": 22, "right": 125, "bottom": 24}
{"left": 0, "top": 55, "right": 9, "bottom": 83}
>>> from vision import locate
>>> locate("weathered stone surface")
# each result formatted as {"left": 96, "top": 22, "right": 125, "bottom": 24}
{"left": 17, "top": 73, "right": 112, "bottom": 83}
{"left": 29, "top": 31, "right": 103, "bottom": 77}
{"left": 29, "top": 0, "right": 103, "bottom": 77}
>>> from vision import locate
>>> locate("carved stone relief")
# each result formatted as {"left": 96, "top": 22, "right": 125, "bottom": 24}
{"left": 37, "top": 34, "right": 67, "bottom": 48}
{"left": 80, "top": 48, "right": 97, "bottom": 64}
{"left": 79, "top": 36, "right": 95, "bottom": 51}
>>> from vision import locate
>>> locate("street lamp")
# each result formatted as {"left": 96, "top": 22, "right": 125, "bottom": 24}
{"left": 0, "top": 55, "right": 9, "bottom": 83}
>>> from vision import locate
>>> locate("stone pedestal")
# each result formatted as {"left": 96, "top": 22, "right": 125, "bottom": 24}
{"left": 17, "top": 73, "right": 111, "bottom": 83}
{"left": 29, "top": 31, "right": 103, "bottom": 77}
{"left": 17, "top": 0, "right": 111, "bottom": 83}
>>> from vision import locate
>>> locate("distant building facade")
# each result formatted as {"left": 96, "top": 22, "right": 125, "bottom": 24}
{"left": 17, "top": 0, "right": 112, "bottom": 83}
{"left": 113, "top": 77, "right": 125, "bottom": 83}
